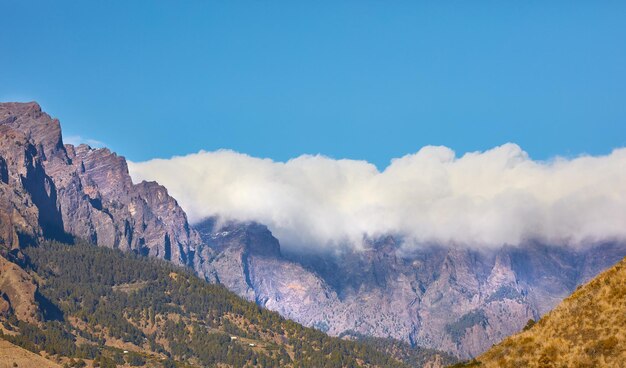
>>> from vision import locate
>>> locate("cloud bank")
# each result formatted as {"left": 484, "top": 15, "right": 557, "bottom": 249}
{"left": 128, "top": 144, "right": 626, "bottom": 251}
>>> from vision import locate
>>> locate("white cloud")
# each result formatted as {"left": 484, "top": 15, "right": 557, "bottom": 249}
{"left": 127, "top": 144, "right": 626, "bottom": 251}
{"left": 64, "top": 135, "right": 106, "bottom": 148}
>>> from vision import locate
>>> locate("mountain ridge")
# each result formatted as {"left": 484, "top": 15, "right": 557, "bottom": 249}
{"left": 192, "top": 217, "right": 626, "bottom": 357}
{"left": 0, "top": 101, "right": 201, "bottom": 266}
{"left": 1, "top": 101, "right": 625, "bottom": 358}
{"left": 1, "top": 240, "right": 451, "bottom": 367}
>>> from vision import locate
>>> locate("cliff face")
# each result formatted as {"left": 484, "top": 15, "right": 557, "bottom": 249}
{"left": 0, "top": 109, "right": 53, "bottom": 248}
{"left": 193, "top": 217, "right": 626, "bottom": 358}
{"left": 0, "top": 102, "right": 201, "bottom": 265}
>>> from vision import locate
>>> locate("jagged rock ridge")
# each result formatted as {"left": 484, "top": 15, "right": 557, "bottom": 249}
{"left": 0, "top": 102, "right": 201, "bottom": 265}
{"left": 192, "top": 215, "right": 626, "bottom": 358}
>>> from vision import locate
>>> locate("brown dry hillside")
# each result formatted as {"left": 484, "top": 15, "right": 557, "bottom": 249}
{"left": 473, "top": 256, "right": 626, "bottom": 368}
{"left": 0, "top": 255, "right": 39, "bottom": 325}
{"left": 0, "top": 339, "right": 60, "bottom": 368}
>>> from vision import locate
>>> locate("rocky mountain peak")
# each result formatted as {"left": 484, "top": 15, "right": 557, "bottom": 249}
{"left": 195, "top": 217, "right": 281, "bottom": 257}
{"left": 486, "top": 252, "right": 516, "bottom": 288}
{"left": 70, "top": 144, "right": 134, "bottom": 198}
{"left": 0, "top": 102, "right": 201, "bottom": 266}
{"left": 0, "top": 102, "right": 66, "bottom": 164}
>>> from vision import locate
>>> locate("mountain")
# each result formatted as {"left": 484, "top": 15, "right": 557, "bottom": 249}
{"left": 0, "top": 241, "right": 442, "bottom": 368}
{"left": 1, "top": 101, "right": 625, "bottom": 359}
{"left": 0, "top": 102, "right": 200, "bottom": 265}
{"left": 469, "top": 256, "right": 626, "bottom": 367}
{"left": 193, "top": 218, "right": 626, "bottom": 358}
{"left": 0, "top": 102, "right": 451, "bottom": 367}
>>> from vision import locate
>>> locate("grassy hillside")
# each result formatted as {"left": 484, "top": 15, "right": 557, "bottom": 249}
{"left": 460, "top": 256, "right": 626, "bottom": 368}
{"left": 0, "top": 241, "right": 448, "bottom": 368}
{"left": 0, "top": 339, "right": 61, "bottom": 368}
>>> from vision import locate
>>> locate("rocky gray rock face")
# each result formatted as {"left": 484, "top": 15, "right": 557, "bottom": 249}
{"left": 0, "top": 111, "right": 53, "bottom": 249}
{"left": 0, "top": 102, "right": 201, "bottom": 265}
{"left": 194, "top": 218, "right": 283, "bottom": 301}
{"left": 193, "top": 218, "right": 626, "bottom": 358}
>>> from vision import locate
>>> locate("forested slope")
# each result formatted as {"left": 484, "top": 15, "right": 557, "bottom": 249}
{"left": 0, "top": 241, "right": 449, "bottom": 367}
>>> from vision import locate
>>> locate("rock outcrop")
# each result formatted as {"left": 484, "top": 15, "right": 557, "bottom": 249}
{"left": 0, "top": 102, "right": 201, "bottom": 265}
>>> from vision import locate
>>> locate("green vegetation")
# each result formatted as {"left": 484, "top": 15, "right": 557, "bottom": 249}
{"left": 445, "top": 310, "right": 488, "bottom": 345}
{"left": 448, "top": 359, "right": 481, "bottom": 367}
{"left": 339, "top": 330, "right": 458, "bottom": 367}
{"left": 485, "top": 286, "right": 523, "bottom": 303}
{"left": 522, "top": 319, "right": 535, "bottom": 332}
{"left": 0, "top": 240, "right": 416, "bottom": 367}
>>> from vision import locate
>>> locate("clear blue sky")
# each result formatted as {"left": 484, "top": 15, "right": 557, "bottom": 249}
{"left": 1, "top": 1, "right": 625, "bottom": 168}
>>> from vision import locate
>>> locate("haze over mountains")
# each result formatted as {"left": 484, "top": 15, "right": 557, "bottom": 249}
{"left": 1, "top": 102, "right": 625, "bottom": 360}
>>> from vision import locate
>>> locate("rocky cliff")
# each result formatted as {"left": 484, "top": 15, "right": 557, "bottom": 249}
{"left": 193, "top": 218, "right": 626, "bottom": 358}
{"left": 0, "top": 102, "right": 201, "bottom": 265}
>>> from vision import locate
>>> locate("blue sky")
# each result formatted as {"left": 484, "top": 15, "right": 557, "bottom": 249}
{"left": 1, "top": 1, "right": 625, "bottom": 168}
